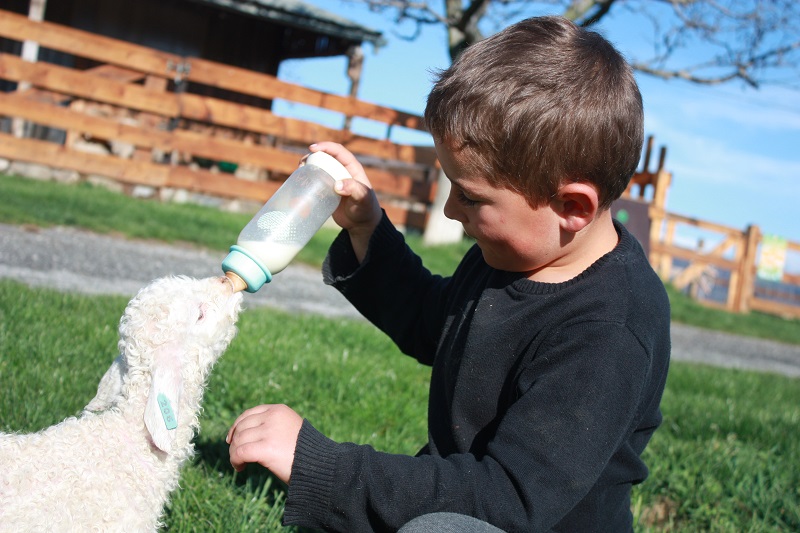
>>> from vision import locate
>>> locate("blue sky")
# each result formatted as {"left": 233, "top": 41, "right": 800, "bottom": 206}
{"left": 273, "top": 1, "right": 800, "bottom": 248}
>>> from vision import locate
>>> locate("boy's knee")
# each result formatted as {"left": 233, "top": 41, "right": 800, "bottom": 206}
{"left": 398, "top": 512, "right": 506, "bottom": 533}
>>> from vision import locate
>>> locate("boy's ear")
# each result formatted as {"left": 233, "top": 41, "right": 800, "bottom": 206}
{"left": 552, "top": 182, "right": 600, "bottom": 233}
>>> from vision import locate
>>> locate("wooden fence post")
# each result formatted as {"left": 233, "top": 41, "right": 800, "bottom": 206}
{"left": 735, "top": 224, "right": 760, "bottom": 313}
{"left": 11, "top": 0, "right": 46, "bottom": 139}
{"left": 657, "top": 216, "right": 676, "bottom": 279}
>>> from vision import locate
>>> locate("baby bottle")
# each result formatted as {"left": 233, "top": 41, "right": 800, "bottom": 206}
{"left": 222, "top": 151, "right": 350, "bottom": 293}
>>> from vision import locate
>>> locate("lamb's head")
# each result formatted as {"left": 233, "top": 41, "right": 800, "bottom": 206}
{"left": 119, "top": 274, "right": 242, "bottom": 371}
{"left": 89, "top": 275, "right": 242, "bottom": 453}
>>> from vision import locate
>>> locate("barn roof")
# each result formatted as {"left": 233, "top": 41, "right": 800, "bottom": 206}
{"left": 189, "top": 0, "right": 386, "bottom": 48}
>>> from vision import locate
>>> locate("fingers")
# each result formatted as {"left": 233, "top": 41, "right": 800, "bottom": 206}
{"left": 226, "top": 404, "right": 304, "bottom": 483}
{"left": 226, "top": 404, "right": 270, "bottom": 444}
{"left": 335, "top": 180, "right": 382, "bottom": 227}
{"left": 229, "top": 430, "right": 265, "bottom": 473}
{"left": 308, "top": 142, "right": 370, "bottom": 187}
{"left": 227, "top": 404, "right": 276, "bottom": 472}
{"left": 307, "top": 142, "right": 382, "bottom": 256}
{"left": 333, "top": 175, "right": 373, "bottom": 202}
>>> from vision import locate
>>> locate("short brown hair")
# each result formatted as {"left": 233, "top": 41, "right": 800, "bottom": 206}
{"left": 424, "top": 16, "right": 643, "bottom": 209}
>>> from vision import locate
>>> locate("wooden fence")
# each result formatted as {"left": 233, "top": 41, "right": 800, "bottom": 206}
{"left": 649, "top": 210, "right": 800, "bottom": 320}
{"left": 1, "top": 9, "right": 798, "bottom": 320}
{"left": 616, "top": 141, "right": 800, "bottom": 320}
{"left": 0, "top": 9, "right": 437, "bottom": 230}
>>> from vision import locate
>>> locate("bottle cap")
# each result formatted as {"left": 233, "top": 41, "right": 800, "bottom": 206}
{"left": 221, "top": 245, "right": 273, "bottom": 293}
{"left": 305, "top": 151, "right": 351, "bottom": 182}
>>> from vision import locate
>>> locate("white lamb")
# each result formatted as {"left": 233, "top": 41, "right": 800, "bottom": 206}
{"left": 0, "top": 275, "right": 242, "bottom": 531}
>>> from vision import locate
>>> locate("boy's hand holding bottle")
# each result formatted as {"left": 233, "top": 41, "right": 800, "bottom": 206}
{"left": 311, "top": 142, "right": 383, "bottom": 263}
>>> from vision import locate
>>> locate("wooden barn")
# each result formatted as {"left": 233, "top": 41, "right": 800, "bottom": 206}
{"left": 1, "top": 0, "right": 385, "bottom": 100}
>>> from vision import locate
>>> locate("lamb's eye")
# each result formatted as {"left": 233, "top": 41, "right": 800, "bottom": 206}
{"left": 197, "top": 308, "right": 205, "bottom": 321}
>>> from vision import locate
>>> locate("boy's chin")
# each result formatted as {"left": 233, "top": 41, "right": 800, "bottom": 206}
{"left": 478, "top": 247, "right": 507, "bottom": 270}
{"left": 479, "top": 247, "right": 536, "bottom": 275}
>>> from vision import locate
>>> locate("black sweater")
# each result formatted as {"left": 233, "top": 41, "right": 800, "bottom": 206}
{"left": 283, "top": 214, "right": 671, "bottom": 532}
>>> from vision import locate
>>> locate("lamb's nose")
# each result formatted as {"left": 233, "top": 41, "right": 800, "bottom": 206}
{"left": 219, "top": 275, "right": 233, "bottom": 291}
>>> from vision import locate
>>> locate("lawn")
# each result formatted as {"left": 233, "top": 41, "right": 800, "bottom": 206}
{"left": 1, "top": 281, "right": 797, "bottom": 531}
{"left": 1, "top": 174, "right": 799, "bottom": 530}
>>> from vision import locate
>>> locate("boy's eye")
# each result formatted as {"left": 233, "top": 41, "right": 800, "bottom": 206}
{"left": 456, "top": 189, "right": 479, "bottom": 207}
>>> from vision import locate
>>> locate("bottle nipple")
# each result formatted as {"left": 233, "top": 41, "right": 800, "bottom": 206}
{"left": 224, "top": 271, "right": 248, "bottom": 293}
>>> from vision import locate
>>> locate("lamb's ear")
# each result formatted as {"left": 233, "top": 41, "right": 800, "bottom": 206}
{"left": 144, "top": 342, "right": 184, "bottom": 453}
{"left": 84, "top": 355, "right": 126, "bottom": 415}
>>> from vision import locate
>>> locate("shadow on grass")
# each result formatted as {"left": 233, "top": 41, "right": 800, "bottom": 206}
{"left": 193, "top": 437, "right": 320, "bottom": 532}
{"left": 195, "top": 437, "right": 282, "bottom": 488}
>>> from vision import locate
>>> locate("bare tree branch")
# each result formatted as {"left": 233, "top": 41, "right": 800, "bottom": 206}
{"left": 564, "top": 0, "right": 618, "bottom": 26}
{"left": 345, "top": 0, "right": 800, "bottom": 89}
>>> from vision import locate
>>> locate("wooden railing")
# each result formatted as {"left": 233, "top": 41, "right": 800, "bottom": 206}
{"left": 0, "top": 9, "right": 437, "bottom": 230}
{"left": 2, "top": 10, "right": 797, "bottom": 320}
{"left": 651, "top": 212, "right": 800, "bottom": 319}
{"left": 616, "top": 139, "right": 799, "bottom": 320}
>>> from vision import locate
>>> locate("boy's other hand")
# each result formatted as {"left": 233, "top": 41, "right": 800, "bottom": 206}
{"left": 226, "top": 404, "right": 303, "bottom": 484}
{"left": 309, "top": 142, "right": 382, "bottom": 262}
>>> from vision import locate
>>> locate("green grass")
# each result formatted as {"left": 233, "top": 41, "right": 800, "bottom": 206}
{"left": 0, "top": 173, "right": 474, "bottom": 274}
{"left": 2, "top": 174, "right": 800, "bottom": 530}
{"left": 0, "top": 280, "right": 430, "bottom": 531}
{"left": 634, "top": 363, "right": 800, "bottom": 531}
{"left": 1, "top": 280, "right": 798, "bottom": 531}
{"left": 666, "top": 284, "right": 800, "bottom": 346}
{"left": 0, "top": 174, "right": 250, "bottom": 251}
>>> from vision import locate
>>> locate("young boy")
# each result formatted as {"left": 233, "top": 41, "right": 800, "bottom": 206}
{"left": 227, "top": 16, "right": 670, "bottom": 532}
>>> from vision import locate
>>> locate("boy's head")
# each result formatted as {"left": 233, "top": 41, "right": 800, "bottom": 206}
{"left": 424, "top": 16, "right": 643, "bottom": 210}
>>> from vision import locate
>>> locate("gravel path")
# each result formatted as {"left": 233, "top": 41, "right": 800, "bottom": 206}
{"left": 0, "top": 223, "right": 359, "bottom": 319}
{"left": 2, "top": 222, "right": 798, "bottom": 378}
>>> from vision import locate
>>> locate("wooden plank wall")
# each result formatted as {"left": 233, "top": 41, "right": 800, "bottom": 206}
{"left": 0, "top": 9, "right": 437, "bottom": 230}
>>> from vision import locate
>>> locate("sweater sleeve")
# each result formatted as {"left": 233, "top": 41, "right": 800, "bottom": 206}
{"left": 321, "top": 212, "right": 454, "bottom": 364}
{"left": 283, "top": 320, "right": 655, "bottom": 532}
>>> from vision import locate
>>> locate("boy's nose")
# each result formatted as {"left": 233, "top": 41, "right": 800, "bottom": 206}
{"left": 443, "top": 191, "right": 464, "bottom": 223}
